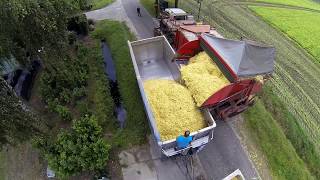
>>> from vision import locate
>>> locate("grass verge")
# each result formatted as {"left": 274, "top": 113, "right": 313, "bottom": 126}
{"left": 92, "top": 0, "right": 114, "bottom": 10}
{"left": 89, "top": 20, "right": 149, "bottom": 148}
{"left": 260, "top": 85, "right": 320, "bottom": 178}
{"left": 244, "top": 99, "right": 314, "bottom": 179}
{"left": 140, "top": 0, "right": 175, "bottom": 16}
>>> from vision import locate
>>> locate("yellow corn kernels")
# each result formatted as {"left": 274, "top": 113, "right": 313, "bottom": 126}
{"left": 144, "top": 79, "right": 206, "bottom": 141}
{"left": 181, "top": 52, "right": 229, "bottom": 106}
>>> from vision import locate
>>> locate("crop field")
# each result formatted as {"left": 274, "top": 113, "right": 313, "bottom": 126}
{"left": 180, "top": 0, "right": 320, "bottom": 177}
{"left": 250, "top": 7, "right": 320, "bottom": 63}
{"left": 255, "top": 0, "right": 320, "bottom": 10}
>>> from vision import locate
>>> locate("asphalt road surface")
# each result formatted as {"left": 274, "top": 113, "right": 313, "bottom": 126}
{"left": 87, "top": 0, "right": 259, "bottom": 179}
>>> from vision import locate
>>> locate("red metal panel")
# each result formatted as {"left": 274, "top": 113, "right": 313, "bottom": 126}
{"left": 176, "top": 40, "right": 200, "bottom": 59}
{"left": 201, "top": 79, "right": 254, "bottom": 107}
{"left": 175, "top": 30, "right": 189, "bottom": 50}
{"left": 199, "top": 35, "right": 238, "bottom": 81}
{"left": 180, "top": 25, "right": 211, "bottom": 33}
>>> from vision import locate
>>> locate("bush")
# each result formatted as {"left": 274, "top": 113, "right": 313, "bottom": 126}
{"left": 36, "top": 115, "right": 110, "bottom": 178}
{"left": 40, "top": 53, "right": 89, "bottom": 103}
{"left": 79, "top": 0, "right": 93, "bottom": 10}
{"left": 55, "top": 105, "right": 72, "bottom": 121}
{"left": 68, "top": 31, "right": 77, "bottom": 45}
{"left": 72, "top": 87, "right": 86, "bottom": 99}
{"left": 47, "top": 99, "right": 72, "bottom": 121}
{"left": 59, "top": 88, "right": 72, "bottom": 104}
{"left": 76, "top": 101, "right": 91, "bottom": 116}
{"left": 40, "top": 46, "right": 90, "bottom": 122}
{"left": 88, "top": 19, "right": 95, "bottom": 25}
{"left": 67, "top": 14, "right": 89, "bottom": 36}
{"left": 89, "top": 24, "right": 95, "bottom": 32}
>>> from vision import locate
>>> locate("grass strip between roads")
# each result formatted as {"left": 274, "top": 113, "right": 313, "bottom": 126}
{"left": 244, "top": 98, "right": 314, "bottom": 179}
{"left": 92, "top": 0, "right": 114, "bottom": 10}
{"left": 89, "top": 20, "right": 149, "bottom": 148}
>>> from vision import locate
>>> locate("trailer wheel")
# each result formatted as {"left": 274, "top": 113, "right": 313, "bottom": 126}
{"left": 228, "top": 108, "right": 246, "bottom": 118}
{"left": 160, "top": 153, "right": 168, "bottom": 161}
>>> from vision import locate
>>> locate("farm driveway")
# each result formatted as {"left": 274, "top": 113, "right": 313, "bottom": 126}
{"left": 86, "top": 1, "right": 259, "bottom": 179}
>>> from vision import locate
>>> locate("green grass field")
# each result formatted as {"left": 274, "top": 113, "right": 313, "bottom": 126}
{"left": 90, "top": 20, "right": 149, "bottom": 148}
{"left": 255, "top": 0, "right": 320, "bottom": 10}
{"left": 250, "top": 6, "right": 320, "bottom": 63}
{"left": 261, "top": 85, "right": 320, "bottom": 177}
{"left": 244, "top": 100, "right": 314, "bottom": 179}
{"left": 92, "top": 0, "right": 114, "bottom": 10}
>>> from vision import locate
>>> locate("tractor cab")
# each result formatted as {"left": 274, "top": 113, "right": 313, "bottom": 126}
{"left": 155, "top": 8, "right": 196, "bottom": 44}
{"left": 164, "top": 8, "right": 189, "bottom": 20}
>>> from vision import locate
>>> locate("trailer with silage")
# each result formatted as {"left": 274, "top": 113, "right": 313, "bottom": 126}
{"left": 128, "top": 33, "right": 275, "bottom": 157}
{"left": 128, "top": 36, "right": 216, "bottom": 157}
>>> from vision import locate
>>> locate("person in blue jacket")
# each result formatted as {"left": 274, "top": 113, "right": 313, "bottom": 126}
{"left": 176, "top": 130, "right": 193, "bottom": 150}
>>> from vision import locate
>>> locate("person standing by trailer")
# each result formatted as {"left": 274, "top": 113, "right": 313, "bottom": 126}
{"left": 176, "top": 130, "right": 193, "bottom": 150}
{"left": 137, "top": 7, "right": 141, "bottom": 17}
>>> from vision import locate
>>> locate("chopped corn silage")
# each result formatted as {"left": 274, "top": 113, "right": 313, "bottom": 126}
{"left": 144, "top": 79, "right": 206, "bottom": 141}
{"left": 181, "top": 52, "right": 229, "bottom": 106}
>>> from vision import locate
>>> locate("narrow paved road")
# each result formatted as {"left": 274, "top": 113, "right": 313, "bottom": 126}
{"left": 122, "top": 0, "right": 156, "bottom": 38}
{"left": 87, "top": 0, "right": 259, "bottom": 179}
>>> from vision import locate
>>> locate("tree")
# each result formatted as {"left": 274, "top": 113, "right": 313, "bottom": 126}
{"left": 0, "top": 78, "right": 43, "bottom": 146}
{"left": 0, "top": 0, "right": 79, "bottom": 147}
{"left": 0, "top": 0, "right": 77, "bottom": 63}
{"left": 36, "top": 115, "right": 110, "bottom": 178}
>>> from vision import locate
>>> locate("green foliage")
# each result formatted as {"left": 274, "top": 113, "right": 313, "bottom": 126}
{"left": 40, "top": 51, "right": 89, "bottom": 104}
{"left": 72, "top": 86, "right": 87, "bottom": 99}
{"left": 0, "top": 151, "right": 5, "bottom": 179}
{"left": 0, "top": 78, "right": 42, "bottom": 146}
{"left": 244, "top": 100, "right": 314, "bottom": 179}
{"left": 261, "top": 85, "right": 320, "bottom": 178}
{"left": 76, "top": 100, "right": 91, "bottom": 116}
{"left": 36, "top": 115, "right": 110, "bottom": 178}
{"left": 55, "top": 105, "right": 72, "bottom": 121}
{"left": 39, "top": 45, "right": 89, "bottom": 121}
{"left": 87, "top": 46, "right": 115, "bottom": 126}
{"left": 0, "top": 0, "right": 77, "bottom": 63}
{"left": 78, "top": 0, "right": 93, "bottom": 10}
{"left": 250, "top": 6, "right": 320, "bottom": 64}
{"left": 68, "top": 31, "right": 78, "bottom": 45}
{"left": 48, "top": 99, "right": 72, "bottom": 121}
{"left": 67, "top": 14, "right": 89, "bottom": 36}
{"left": 91, "top": 20, "right": 148, "bottom": 147}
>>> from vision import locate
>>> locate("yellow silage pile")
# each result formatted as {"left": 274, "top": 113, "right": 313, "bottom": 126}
{"left": 144, "top": 79, "right": 206, "bottom": 141}
{"left": 181, "top": 52, "right": 229, "bottom": 106}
